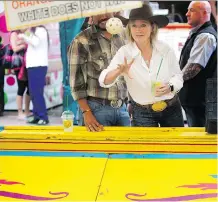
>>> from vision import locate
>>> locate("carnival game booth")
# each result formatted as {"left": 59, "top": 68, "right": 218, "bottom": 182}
{"left": 0, "top": 126, "right": 217, "bottom": 201}
{"left": 0, "top": 2, "right": 217, "bottom": 201}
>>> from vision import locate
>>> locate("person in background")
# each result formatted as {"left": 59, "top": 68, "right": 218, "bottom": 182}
{"left": 179, "top": 1, "right": 217, "bottom": 127}
{"left": 18, "top": 25, "right": 49, "bottom": 125}
{"left": 0, "top": 35, "right": 4, "bottom": 116}
{"left": 68, "top": 12, "right": 130, "bottom": 132}
{"left": 10, "top": 30, "right": 31, "bottom": 119}
{"left": 81, "top": 17, "right": 91, "bottom": 31}
{"left": 99, "top": 4, "right": 184, "bottom": 127}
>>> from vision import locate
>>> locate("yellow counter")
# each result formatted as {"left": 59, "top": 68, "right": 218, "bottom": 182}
{"left": 0, "top": 126, "right": 217, "bottom": 153}
{"left": 0, "top": 126, "right": 217, "bottom": 201}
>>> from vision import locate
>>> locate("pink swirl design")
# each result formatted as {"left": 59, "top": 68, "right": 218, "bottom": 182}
{"left": 0, "top": 191, "right": 69, "bottom": 200}
{"left": 0, "top": 179, "right": 25, "bottom": 186}
{"left": 126, "top": 192, "right": 218, "bottom": 201}
{"left": 0, "top": 174, "right": 69, "bottom": 200}
{"left": 178, "top": 183, "right": 218, "bottom": 190}
{"left": 126, "top": 182, "right": 218, "bottom": 201}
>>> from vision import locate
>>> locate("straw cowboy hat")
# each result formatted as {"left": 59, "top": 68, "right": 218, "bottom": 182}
{"left": 119, "top": 3, "right": 169, "bottom": 28}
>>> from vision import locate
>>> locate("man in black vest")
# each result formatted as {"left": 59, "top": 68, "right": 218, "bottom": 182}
{"left": 179, "top": 1, "right": 217, "bottom": 127}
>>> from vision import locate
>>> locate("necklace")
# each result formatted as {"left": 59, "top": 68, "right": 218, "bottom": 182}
{"left": 145, "top": 59, "right": 150, "bottom": 66}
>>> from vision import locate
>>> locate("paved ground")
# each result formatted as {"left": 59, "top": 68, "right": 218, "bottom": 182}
{"left": 0, "top": 106, "right": 63, "bottom": 126}
{"left": 0, "top": 106, "right": 188, "bottom": 127}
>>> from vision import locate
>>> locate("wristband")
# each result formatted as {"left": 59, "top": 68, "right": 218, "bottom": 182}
{"left": 82, "top": 109, "right": 91, "bottom": 114}
{"left": 170, "top": 84, "right": 174, "bottom": 92}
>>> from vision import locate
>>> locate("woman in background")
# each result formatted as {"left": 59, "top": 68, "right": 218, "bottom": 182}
{"left": 18, "top": 25, "right": 49, "bottom": 125}
{"left": 10, "top": 30, "right": 31, "bottom": 119}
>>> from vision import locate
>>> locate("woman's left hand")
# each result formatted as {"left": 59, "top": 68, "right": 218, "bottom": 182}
{"left": 155, "top": 83, "right": 171, "bottom": 97}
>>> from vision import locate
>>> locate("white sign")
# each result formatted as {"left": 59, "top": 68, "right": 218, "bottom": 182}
{"left": 4, "top": 1, "right": 142, "bottom": 31}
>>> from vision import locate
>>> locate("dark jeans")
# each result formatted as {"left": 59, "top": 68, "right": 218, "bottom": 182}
{"left": 78, "top": 100, "right": 131, "bottom": 126}
{"left": 183, "top": 106, "right": 205, "bottom": 127}
{"left": 132, "top": 98, "right": 184, "bottom": 127}
{"left": 0, "top": 65, "right": 5, "bottom": 113}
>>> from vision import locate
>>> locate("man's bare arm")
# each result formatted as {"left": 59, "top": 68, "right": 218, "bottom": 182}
{"left": 182, "top": 63, "right": 202, "bottom": 81}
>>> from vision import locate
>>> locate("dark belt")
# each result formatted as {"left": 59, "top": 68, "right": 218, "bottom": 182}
{"left": 87, "top": 96, "right": 123, "bottom": 108}
{"left": 134, "top": 95, "right": 178, "bottom": 110}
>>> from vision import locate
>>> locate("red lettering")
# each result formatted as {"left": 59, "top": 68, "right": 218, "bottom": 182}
{"left": 11, "top": 0, "right": 53, "bottom": 10}
{"left": 12, "top": 0, "right": 19, "bottom": 9}
{"left": 26, "top": 1, "right": 34, "bottom": 7}
{"left": 19, "top": 1, "right": 26, "bottom": 8}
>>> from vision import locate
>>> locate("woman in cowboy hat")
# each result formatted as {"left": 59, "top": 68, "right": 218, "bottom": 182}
{"left": 99, "top": 3, "right": 184, "bottom": 127}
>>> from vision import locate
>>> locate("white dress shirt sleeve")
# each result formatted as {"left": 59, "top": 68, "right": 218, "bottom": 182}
{"left": 168, "top": 48, "right": 184, "bottom": 93}
{"left": 99, "top": 47, "right": 125, "bottom": 88}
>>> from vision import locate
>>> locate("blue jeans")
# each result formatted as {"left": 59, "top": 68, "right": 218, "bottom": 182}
{"left": 28, "top": 66, "right": 48, "bottom": 121}
{"left": 132, "top": 98, "right": 184, "bottom": 127}
{"left": 77, "top": 100, "right": 131, "bottom": 126}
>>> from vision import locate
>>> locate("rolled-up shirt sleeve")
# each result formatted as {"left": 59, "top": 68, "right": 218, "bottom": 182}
{"left": 187, "top": 33, "right": 216, "bottom": 68}
{"left": 99, "top": 47, "right": 124, "bottom": 88}
{"left": 68, "top": 38, "right": 88, "bottom": 100}
{"left": 168, "top": 49, "right": 183, "bottom": 93}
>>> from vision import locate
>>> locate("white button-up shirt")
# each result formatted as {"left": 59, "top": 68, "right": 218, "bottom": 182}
{"left": 99, "top": 40, "right": 183, "bottom": 105}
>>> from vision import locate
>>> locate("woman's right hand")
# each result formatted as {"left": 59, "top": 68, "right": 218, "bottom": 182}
{"left": 83, "top": 111, "right": 104, "bottom": 132}
{"left": 117, "top": 57, "right": 134, "bottom": 79}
